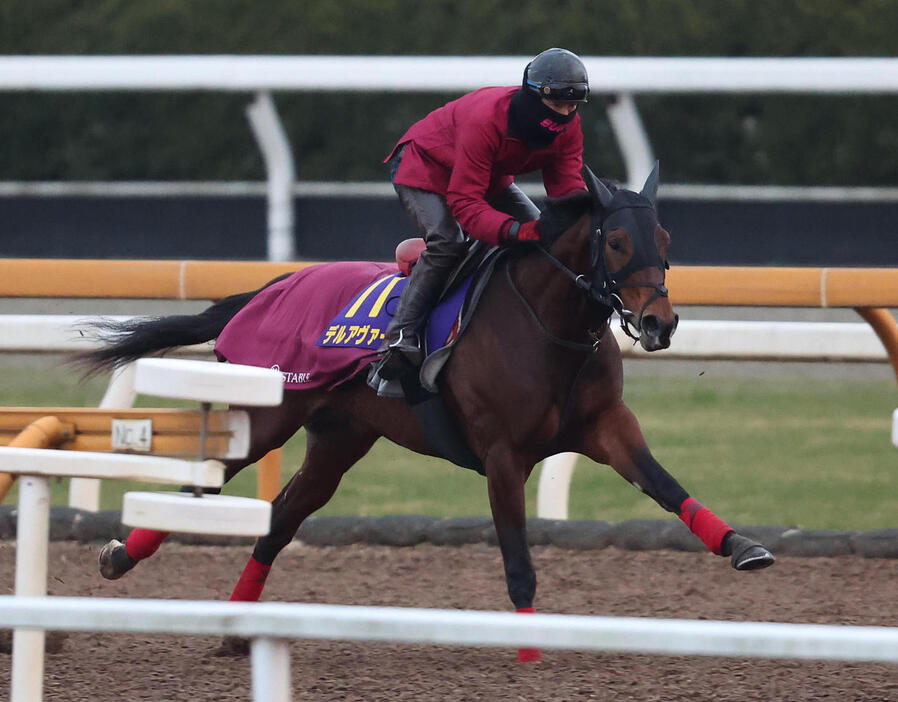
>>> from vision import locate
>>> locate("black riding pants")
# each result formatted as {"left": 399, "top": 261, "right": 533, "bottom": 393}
{"left": 386, "top": 146, "right": 541, "bottom": 342}
{"left": 393, "top": 181, "right": 541, "bottom": 252}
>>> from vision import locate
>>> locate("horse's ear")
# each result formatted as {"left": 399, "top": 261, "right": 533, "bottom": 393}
{"left": 640, "top": 160, "right": 660, "bottom": 206}
{"left": 584, "top": 165, "right": 614, "bottom": 210}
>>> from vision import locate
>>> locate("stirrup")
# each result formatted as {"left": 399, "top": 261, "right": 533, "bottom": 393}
{"left": 375, "top": 330, "right": 422, "bottom": 381}
{"left": 388, "top": 329, "right": 423, "bottom": 363}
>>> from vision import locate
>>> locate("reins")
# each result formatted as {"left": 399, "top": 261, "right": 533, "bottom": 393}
{"left": 504, "top": 259, "right": 605, "bottom": 352}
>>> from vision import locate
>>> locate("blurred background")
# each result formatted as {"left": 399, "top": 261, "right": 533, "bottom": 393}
{"left": 1, "top": 0, "right": 897, "bottom": 263}
{"left": 0, "top": 1, "right": 895, "bottom": 528}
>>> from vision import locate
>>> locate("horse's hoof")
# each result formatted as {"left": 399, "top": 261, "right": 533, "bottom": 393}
{"left": 728, "top": 534, "right": 775, "bottom": 571}
{"left": 212, "top": 635, "right": 251, "bottom": 657}
{"left": 98, "top": 539, "right": 136, "bottom": 580}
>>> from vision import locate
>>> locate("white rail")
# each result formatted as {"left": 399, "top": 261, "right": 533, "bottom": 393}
{"left": 0, "top": 595, "right": 893, "bottom": 702}
{"left": 6, "top": 180, "right": 898, "bottom": 201}
{"left": 3, "top": 55, "right": 898, "bottom": 93}
{"left": 0, "top": 315, "right": 212, "bottom": 353}
{"left": 1, "top": 596, "right": 895, "bottom": 661}
{"left": 0, "top": 314, "right": 888, "bottom": 361}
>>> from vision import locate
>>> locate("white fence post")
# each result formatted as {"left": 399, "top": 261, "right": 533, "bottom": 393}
{"left": 605, "top": 93, "right": 655, "bottom": 191}
{"left": 68, "top": 361, "right": 137, "bottom": 511}
{"left": 11, "top": 476, "right": 50, "bottom": 702}
{"left": 252, "top": 637, "right": 292, "bottom": 702}
{"left": 536, "top": 453, "right": 579, "bottom": 519}
{"left": 246, "top": 91, "right": 296, "bottom": 262}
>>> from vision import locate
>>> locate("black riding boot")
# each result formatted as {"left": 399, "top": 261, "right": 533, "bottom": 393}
{"left": 377, "top": 252, "right": 453, "bottom": 378}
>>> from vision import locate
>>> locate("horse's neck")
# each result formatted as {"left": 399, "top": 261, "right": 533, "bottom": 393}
{"left": 512, "top": 216, "right": 599, "bottom": 339}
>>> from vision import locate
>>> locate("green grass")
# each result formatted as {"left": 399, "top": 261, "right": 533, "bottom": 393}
{"left": 1, "top": 361, "right": 896, "bottom": 530}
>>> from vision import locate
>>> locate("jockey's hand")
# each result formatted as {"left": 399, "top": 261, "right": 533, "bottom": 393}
{"left": 503, "top": 220, "right": 541, "bottom": 243}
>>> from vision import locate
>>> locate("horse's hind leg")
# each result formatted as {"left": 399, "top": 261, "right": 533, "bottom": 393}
{"left": 99, "top": 397, "right": 310, "bottom": 580}
{"left": 584, "top": 403, "right": 775, "bottom": 571}
{"left": 228, "top": 414, "right": 378, "bottom": 604}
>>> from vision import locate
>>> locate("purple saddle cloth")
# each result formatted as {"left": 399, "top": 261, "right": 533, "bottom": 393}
{"left": 215, "top": 261, "right": 471, "bottom": 391}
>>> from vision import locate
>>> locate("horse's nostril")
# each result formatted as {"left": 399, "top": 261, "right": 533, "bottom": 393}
{"left": 641, "top": 315, "right": 660, "bottom": 334}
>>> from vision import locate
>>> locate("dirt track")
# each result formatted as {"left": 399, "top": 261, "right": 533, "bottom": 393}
{"left": 0, "top": 541, "right": 895, "bottom": 701}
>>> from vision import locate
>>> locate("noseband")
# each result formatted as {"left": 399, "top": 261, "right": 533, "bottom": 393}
{"left": 535, "top": 201, "right": 670, "bottom": 343}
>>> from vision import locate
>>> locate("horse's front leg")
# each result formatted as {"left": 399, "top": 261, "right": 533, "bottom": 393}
{"left": 485, "top": 447, "right": 541, "bottom": 662}
{"left": 582, "top": 402, "right": 774, "bottom": 570}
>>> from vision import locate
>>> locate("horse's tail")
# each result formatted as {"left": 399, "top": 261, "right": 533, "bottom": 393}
{"left": 73, "top": 273, "right": 292, "bottom": 376}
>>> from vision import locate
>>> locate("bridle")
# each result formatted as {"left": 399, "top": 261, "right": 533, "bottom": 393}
{"left": 526, "top": 197, "right": 670, "bottom": 344}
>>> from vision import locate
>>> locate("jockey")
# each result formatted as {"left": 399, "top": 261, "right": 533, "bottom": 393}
{"left": 376, "top": 47, "right": 591, "bottom": 378}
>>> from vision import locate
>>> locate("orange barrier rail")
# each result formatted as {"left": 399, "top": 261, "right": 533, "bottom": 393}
{"left": 3, "top": 258, "right": 898, "bottom": 307}
{"left": 0, "top": 259, "right": 312, "bottom": 300}
{"left": 667, "top": 266, "right": 898, "bottom": 308}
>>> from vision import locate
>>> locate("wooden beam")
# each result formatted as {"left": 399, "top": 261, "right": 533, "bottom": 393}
{"left": 0, "top": 408, "right": 247, "bottom": 460}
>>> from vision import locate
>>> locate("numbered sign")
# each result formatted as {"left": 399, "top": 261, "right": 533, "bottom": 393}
{"left": 111, "top": 419, "right": 152, "bottom": 452}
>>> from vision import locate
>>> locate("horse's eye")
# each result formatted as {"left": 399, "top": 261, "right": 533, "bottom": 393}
{"left": 608, "top": 239, "right": 621, "bottom": 251}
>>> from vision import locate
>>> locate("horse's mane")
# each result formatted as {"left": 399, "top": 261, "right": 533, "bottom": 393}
{"left": 537, "top": 179, "right": 620, "bottom": 248}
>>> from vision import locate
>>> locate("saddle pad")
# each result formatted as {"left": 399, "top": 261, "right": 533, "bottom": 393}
{"left": 316, "top": 270, "right": 471, "bottom": 356}
{"left": 214, "top": 261, "right": 471, "bottom": 391}
{"left": 315, "top": 272, "right": 407, "bottom": 350}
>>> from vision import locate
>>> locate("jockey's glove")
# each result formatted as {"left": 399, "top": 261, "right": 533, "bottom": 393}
{"left": 503, "top": 220, "right": 541, "bottom": 243}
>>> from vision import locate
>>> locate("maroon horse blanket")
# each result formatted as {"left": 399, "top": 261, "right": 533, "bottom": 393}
{"left": 215, "top": 261, "right": 399, "bottom": 390}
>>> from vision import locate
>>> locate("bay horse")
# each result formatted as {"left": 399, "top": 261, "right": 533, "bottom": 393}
{"left": 84, "top": 164, "right": 774, "bottom": 659}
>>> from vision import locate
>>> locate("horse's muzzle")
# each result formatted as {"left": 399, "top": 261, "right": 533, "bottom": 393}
{"left": 639, "top": 313, "right": 678, "bottom": 351}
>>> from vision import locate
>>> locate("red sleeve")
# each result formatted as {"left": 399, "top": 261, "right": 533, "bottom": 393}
{"left": 445, "top": 122, "right": 515, "bottom": 246}
{"left": 542, "top": 120, "right": 587, "bottom": 198}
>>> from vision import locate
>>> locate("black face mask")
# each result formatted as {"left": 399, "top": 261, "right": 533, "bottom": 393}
{"left": 508, "top": 88, "right": 577, "bottom": 149}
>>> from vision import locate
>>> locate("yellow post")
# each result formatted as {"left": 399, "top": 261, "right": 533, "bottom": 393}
{"left": 0, "top": 416, "right": 69, "bottom": 504}
{"left": 855, "top": 307, "right": 898, "bottom": 384}
{"left": 257, "top": 448, "right": 283, "bottom": 502}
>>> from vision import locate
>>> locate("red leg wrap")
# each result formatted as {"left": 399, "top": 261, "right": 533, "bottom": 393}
{"left": 679, "top": 498, "right": 733, "bottom": 555}
{"left": 229, "top": 556, "right": 272, "bottom": 602}
{"left": 124, "top": 528, "right": 170, "bottom": 561}
{"left": 516, "top": 607, "right": 542, "bottom": 662}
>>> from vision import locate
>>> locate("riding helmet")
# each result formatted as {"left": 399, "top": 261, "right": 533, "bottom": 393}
{"left": 524, "top": 48, "right": 589, "bottom": 103}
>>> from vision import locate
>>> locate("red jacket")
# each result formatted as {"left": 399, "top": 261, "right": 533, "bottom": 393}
{"left": 388, "top": 86, "right": 586, "bottom": 246}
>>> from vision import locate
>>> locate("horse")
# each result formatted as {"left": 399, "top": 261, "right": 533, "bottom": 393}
{"left": 82, "top": 164, "right": 774, "bottom": 660}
